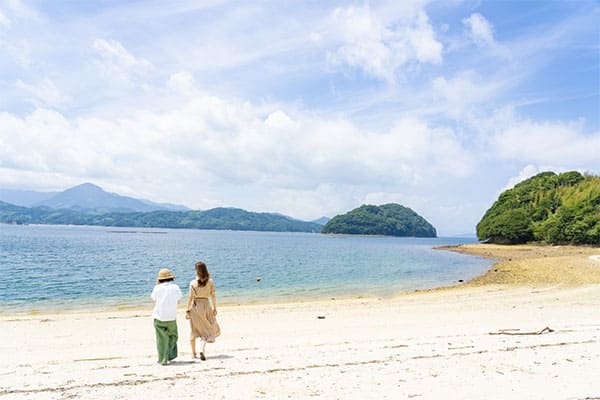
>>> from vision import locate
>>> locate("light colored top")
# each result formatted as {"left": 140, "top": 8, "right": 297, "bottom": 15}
{"left": 189, "top": 278, "right": 216, "bottom": 298}
{"left": 151, "top": 282, "right": 182, "bottom": 321}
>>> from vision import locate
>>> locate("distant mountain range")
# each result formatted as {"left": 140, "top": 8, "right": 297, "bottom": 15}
{"left": 0, "top": 183, "right": 325, "bottom": 233}
{"left": 0, "top": 202, "right": 323, "bottom": 232}
{"left": 0, "top": 183, "right": 188, "bottom": 213}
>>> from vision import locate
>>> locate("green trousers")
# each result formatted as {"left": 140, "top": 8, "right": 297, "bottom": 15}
{"left": 153, "top": 319, "right": 178, "bottom": 365}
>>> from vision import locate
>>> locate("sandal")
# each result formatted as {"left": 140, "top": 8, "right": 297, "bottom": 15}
{"left": 199, "top": 352, "right": 206, "bottom": 361}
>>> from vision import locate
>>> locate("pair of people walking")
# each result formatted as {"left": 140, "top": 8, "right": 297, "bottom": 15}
{"left": 150, "top": 261, "right": 221, "bottom": 365}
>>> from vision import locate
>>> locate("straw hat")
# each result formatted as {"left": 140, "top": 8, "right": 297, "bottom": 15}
{"left": 157, "top": 268, "right": 176, "bottom": 281}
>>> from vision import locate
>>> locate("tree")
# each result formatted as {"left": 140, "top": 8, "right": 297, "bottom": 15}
{"left": 477, "top": 171, "right": 600, "bottom": 245}
{"left": 322, "top": 203, "right": 436, "bottom": 237}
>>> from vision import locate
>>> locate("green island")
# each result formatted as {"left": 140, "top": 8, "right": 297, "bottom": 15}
{"left": 0, "top": 203, "right": 322, "bottom": 233}
{"left": 321, "top": 203, "right": 437, "bottom": 237}
{"left": 477, "top": 171, "right": 600, "bottom": 245}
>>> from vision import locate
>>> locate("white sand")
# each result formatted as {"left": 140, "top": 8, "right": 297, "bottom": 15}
{"left": 1, "top": 284, "right": 599, "bottom": 399}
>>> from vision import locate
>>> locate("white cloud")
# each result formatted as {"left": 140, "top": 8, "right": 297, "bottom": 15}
{"left": 0, "top": 2, "right": 36, "bottom": 66}
{"left": 0, "top": 89, "right": 476, "bottom": 219}
{"left": 461, "top": 12, "right": 511, "bottom": 59}
{"left": 365, "top": 118, "right": 474, "bottom": 180}
{"left": 93, "top": 39, "right": 144, "bottom": 67}
{"left": 14, "top": 78, "right": 70, "bottom": 108}
{"left": 92, "top": 38, "right": 153, "bottom": 84}
{"left": 492, "top": 119, "right": 600, "bottom": 167}
{"left": 502, "top": 164, "right": 540, "bottom": 191}
{"left": 409, "top": 11, "right": 443, "bottom": 64}
{"left": 0, "top": 10, "right": 10, "bottom": 28}
{"left": 167, "top": 71, "right": 196, "bottom": 93}
{"left": 463, "top": 13, "right": 495, "bottom": 47}
{"left": 4, "top": 0, "right": 41, "bottom": 21}
{"left": 328, "top": 4, "right": 442, "bottom": 83}
{"left": 430, "top": 71, "right": 508, "bottom": 119}
{"left": 264, "top": 110, "right": 293, "bottom": 129}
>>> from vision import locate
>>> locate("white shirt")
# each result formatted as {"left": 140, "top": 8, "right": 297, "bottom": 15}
{"left": 151, "top": 282, "right": 182, "bottom": 321}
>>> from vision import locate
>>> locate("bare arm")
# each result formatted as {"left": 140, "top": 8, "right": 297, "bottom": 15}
{"left": 211, "top": 282, "right": 217, "bottom": 316}
{"left": 186, "top": 283, "right": 194, "bottom": 311}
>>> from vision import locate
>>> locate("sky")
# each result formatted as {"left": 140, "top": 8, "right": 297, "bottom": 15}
{"left": 0, "top": 0, "right": 598, "bottom": 235}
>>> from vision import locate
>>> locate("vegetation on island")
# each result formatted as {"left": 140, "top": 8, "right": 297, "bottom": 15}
{"left": 0, "top": 202, "right": 322, "bottom": 233}
{"left": 477, "top": 171, "right": 600, "bottom": 245}
{"left": 321, "top": 203, "right": 437, "bottom": 237}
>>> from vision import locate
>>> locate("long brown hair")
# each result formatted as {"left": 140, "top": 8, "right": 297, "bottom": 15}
{"left": 195, "top": 261, "right": 210, "bottom": 287}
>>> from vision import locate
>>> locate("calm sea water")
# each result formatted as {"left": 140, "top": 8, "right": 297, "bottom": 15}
{"left": 0, "top": 224, "right": 492, "bottom": 313}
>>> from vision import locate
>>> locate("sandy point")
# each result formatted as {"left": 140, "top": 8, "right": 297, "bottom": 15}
{"left": 439, "top": 243, "right": 600, "bottom": 286}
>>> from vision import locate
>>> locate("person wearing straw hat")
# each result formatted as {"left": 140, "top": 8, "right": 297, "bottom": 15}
{"left": 151, "top": 268, "right": 182, "bottom": 365}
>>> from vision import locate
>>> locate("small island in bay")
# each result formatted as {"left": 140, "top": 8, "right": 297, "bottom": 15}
{"left": 321, "top": 203, "right": 437, "bottom": 237}
{"left": 477, "top": 171, "right": 600, "bottom": 245}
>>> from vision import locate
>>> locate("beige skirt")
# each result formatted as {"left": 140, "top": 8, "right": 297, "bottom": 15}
{"left": 189, "top": 299, "right": 221, "bottom": 342}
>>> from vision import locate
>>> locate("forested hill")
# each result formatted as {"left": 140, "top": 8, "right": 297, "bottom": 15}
{"left": 477, "top": 171, "right": 600, "bottom": 245}
{"left": 0, "top": 202, "right": 322, "bottom": 233}
{"left": 321, "top": 203, "right": 437, "bottom": 237}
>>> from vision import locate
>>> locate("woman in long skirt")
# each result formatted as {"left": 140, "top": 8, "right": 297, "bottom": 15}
{"left": 186, "top": 261, "right": 221, "bottom": 360}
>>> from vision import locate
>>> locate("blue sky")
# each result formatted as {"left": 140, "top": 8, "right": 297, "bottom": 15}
{"left": 0, "top": 0, "right": 598, "bottom": 235}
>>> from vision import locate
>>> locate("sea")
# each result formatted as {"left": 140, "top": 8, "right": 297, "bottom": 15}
{"left": 0, "top": 224, "right": 493, "bottom": 314}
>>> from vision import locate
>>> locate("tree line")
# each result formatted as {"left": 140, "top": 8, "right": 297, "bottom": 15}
{"left": 477, "top": 171, "right": 600, "bottom": 245}
{"left": 0, "top": 203, "right": 322, "bottom": 233}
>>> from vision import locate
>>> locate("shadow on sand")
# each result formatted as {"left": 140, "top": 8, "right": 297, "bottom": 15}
{"left": 166, "top": 354, "right": 233, "bottom": 365}
{"left": 206, "top": 354, "right": 233, "bottom": 360}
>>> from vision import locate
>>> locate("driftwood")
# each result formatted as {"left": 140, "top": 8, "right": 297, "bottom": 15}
{"left": 489, "top": 326, "right": 554, "bottom": 336}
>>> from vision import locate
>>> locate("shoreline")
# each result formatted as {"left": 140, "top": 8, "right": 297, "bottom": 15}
{"left": 439, "top": 243, "right": 600, "bottom": 286}
{"left": 0, "top": 294, "right": 385, "bottom": 319}
{"left": 2, "top": 243, "right": 600, "bottom": 398}
{"left": 4, "top": 243, "right": 600, "bottom": 317}
{"left": 3, "top": 243, "right": 599, "bottom": 318}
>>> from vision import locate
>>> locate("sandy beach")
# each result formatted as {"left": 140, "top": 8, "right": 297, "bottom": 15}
{"left": 2, "top": 244, "right": 600, "bottom": 399}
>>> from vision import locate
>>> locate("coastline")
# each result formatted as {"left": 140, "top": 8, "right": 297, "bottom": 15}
{"left": 2, "top": 244, "right": 600, "bottom": 399}
{"left": 4, "top": 242, "right": 599, "bottom": 316}
{"left": 439, "top": 243, "right": 600, "bottom": 286}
